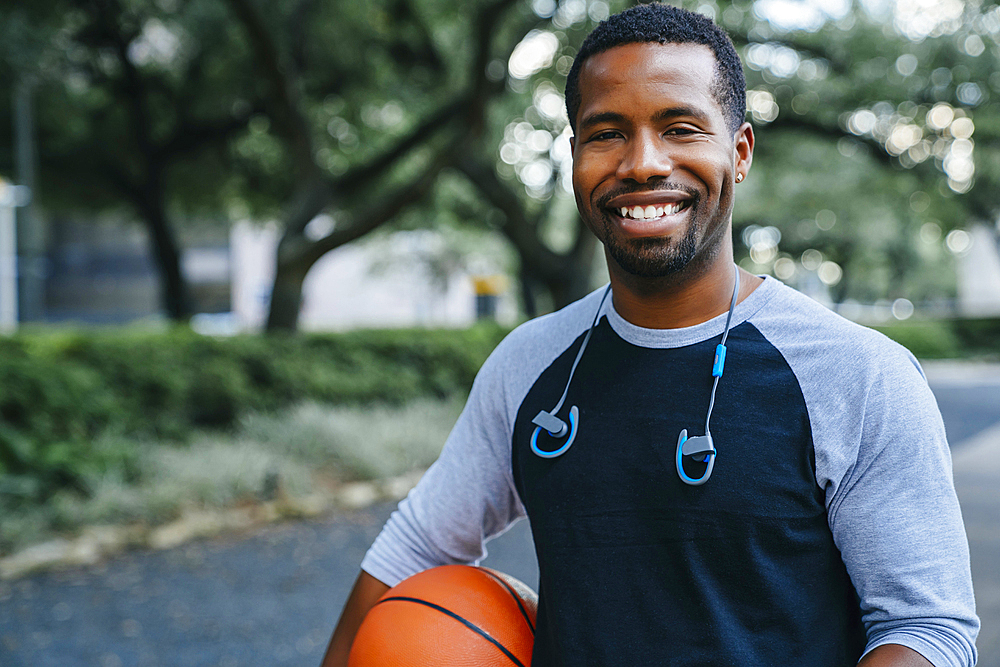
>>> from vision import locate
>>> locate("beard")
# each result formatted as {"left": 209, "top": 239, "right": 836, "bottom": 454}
{"left": 601, "top": 217, "right": 701, "bottom": 278}
{"left": 590, "top": 182, "right": 712, "bottom": 278}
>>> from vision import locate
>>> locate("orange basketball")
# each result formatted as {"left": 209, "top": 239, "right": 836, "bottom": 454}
{"left": 348, "top": 565, "right": 538, "bottom": 667}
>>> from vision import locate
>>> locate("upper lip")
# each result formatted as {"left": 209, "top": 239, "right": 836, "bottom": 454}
{"left": 604, "top": 190, "right": 694, "bottom": 210}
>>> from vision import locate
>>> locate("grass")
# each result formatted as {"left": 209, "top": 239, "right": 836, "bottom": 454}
{"left": 0, "top": 397, "right": 464, "bottom": 557}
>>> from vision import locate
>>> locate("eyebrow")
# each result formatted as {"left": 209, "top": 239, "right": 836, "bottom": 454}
{"left": 654, "top": 106, "right": 711, "bottom": 123}
{"left": 578, "top": 106, "right": 711, "bottom": 130}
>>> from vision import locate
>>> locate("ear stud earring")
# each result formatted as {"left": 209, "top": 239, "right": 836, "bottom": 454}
{"left": 736, "top": 173, "right": 744, "bottom": 183}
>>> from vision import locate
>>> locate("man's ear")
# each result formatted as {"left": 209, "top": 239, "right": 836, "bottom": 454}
{"left": 734, "top": 122, "right": 754, "bottom": 183}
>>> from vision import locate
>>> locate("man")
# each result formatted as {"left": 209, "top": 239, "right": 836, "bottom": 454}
{"left": 322, "top": 4, "right": 978, "bottom": 665}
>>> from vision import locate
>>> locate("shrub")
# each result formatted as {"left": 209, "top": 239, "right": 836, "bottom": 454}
{"left": 0, "top": 323, "right": 509, "bottom": 501}
{"left": 872, "top": 321, "right": 962, "bottom": 359}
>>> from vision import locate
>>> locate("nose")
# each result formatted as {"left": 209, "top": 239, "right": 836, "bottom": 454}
{"left": 616, "top": 130, "right": 672, "bottom": 183}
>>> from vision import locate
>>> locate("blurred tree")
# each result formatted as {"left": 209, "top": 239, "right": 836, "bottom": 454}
{"left": 713, "top": 0, "right": 1000, "bottom": 306}
{"left": 0, "top": 0, "right": 260, "bottom": 321}
{"left": 222, "top": 0, "right": 526, "bottom": 330}
{"left": 3, "top": 0, "right": 999, "bottom": 329}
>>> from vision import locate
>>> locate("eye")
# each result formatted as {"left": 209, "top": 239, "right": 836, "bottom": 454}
{"left": 588, "top": 130, "right": 623, "bottom": 142}
{"left": 664, "top": 126, "right": 698, "bottom": 137}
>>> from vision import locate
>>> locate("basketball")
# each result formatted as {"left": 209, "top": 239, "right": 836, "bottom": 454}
{"left": 348, "top": 565, "right": 538, "bottom": 666}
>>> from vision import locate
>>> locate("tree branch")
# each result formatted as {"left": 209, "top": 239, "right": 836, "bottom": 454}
{"left": 224, "top": 0, "right": 318, "bottom": 178}
{"left": 333, "top": 0, "right": 526, "bottom": 195}
{"left": 455, "top": 154, "right": 576, "bottom": 281}
{"left": 302, "top": 137, "right": 465, "bottom": 267}
{"left": 470, "top": 0, "right": 524, "bottom": 102}
{"left": 333, "top": 96, "right": 471, "bottom": 192}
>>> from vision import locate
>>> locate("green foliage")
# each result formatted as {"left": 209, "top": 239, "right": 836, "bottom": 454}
{"left": 951, "top": 317, "right": 1000, "bottom": 356}
{"left": 873, "top": 316, "right": 1000, "bottom": 359}
{"left": 0, "top": 325, "right": 508, "bottom": 505}
{"left": 0, "top": 397, "right": 464, "bottom": 555}
{"left": 871, "top": 321, "right": 962, "bottom": 359}
{"left": 0, "top": 339, "right": 115, "bottom": 502}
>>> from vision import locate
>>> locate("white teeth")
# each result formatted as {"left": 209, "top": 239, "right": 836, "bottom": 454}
{"left": 620, "top": 202, "right": 687, "bottom": 218}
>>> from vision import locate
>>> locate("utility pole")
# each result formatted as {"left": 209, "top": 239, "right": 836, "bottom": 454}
{"left": 0, "top": 179, "right": 31, "bottom": 333}
{"left": 15, "top": 77, "right": 45, "bottom": 322}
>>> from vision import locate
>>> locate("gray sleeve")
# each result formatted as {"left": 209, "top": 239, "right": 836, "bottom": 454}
{"left": 821, "top": 348, "right": 979, "bottom": 666}
{"left": 359, "top": 341, "right": 526, "bottom": 587}
{"left": 752, "top": 287, "right": 978, "bottom": 667}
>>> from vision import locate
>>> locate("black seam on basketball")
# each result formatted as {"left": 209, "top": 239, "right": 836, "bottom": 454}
{"left": 374, "top": 596, "right": 527, "bottom": 667}
{"left": 480, "top": 570, "right": 535, "bottom": 634}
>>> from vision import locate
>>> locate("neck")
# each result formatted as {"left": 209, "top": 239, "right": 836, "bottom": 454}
{"left": 608, "top": 242, "right": 761, "bottom": 329}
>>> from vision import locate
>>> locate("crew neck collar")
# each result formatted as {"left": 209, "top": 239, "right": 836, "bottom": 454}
{"left": 602, "top": 275, "right": 778, "bottom": 348}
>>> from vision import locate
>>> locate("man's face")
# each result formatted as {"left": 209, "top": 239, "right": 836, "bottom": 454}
{"left": 571, "top": 42, "right": 752, "bottom": 279}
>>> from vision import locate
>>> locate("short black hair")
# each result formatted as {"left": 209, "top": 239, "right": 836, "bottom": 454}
{"left": 565, "top": 2, "right": 746, "bottom": 135}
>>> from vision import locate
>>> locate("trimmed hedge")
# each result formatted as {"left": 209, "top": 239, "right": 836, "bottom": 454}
{"left": 0, "top": 324, "right": 509, "bottom": 502}
{"left": 872, "top": 316, "right": 1000, "bottom": 360}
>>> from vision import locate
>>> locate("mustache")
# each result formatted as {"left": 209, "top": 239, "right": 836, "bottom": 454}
{"left": 595, "top": 182, "right": 700, "bottom": 210}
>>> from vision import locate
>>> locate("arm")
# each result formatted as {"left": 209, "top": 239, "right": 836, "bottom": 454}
{"left": 821, "top": 349, "right": 979, "bottom": 665}
{"left": 858, "top": 644, "right": 933, "bottom": 667}
{"left": 320, "top": 571, "right": 391, "bottom": 667}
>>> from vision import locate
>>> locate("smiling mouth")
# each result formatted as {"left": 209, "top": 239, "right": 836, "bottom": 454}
{"left": 612, "top": 200, "right": 693, "bottom": 221}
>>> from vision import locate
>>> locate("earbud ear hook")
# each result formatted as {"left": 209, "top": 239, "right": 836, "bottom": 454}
{"left": 675, "top": 429, "right": 716, "bottom": 486}
{"left": 531, "top": 406, "right": 580, "bottom": 458}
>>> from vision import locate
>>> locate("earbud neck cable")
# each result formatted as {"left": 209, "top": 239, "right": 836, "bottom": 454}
{"left": 531, "top": 266, "right": 741, "bottom": 489}
{"left": 675, "top": 266, "right": 740, "bottom": 486}
{"left": 530, "top": 285, "right": 612, "bottom": 458}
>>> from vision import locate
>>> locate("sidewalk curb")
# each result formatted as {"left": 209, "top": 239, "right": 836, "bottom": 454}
{"left": 0, "top": 470, "right": 424, "bottom": 581}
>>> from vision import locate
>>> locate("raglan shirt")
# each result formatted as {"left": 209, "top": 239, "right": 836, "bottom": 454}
{"left": 360, "top": 276, "right": 979, "bottom": 666}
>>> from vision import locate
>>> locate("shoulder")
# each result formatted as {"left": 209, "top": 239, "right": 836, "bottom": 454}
{"left": 484, "top": 286, "right": 609, "bottom": 376}
{"left": 747, "top": 277, "right": 924, "bottom": 387}
{"left": 746, "top": 280, "right": 943, "bottom": 505}
{"left": 471, "top": 286, "right": 610, "bottom": 415}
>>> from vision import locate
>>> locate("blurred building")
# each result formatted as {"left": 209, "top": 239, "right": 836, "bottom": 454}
{"left": 230, "top": 222, "right": 517, "bottom": 332}
{"left": 42, "top": 217, "right": 230, "bottom": 325}
{"left": 956, "top": 223, "right": 1000, "bottom": 317}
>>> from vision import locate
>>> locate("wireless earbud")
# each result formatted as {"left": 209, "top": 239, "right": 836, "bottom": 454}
{"left": 532, "top": 410, "right": 568, "bottom": 438}
{"left": 529, "top": 287, "right": 611, "bottom": 459}
{"left": 675, "top": 431, "right": 716, "bottom": 485}
{"left": 531, "top": 405, "right": 579, "bottom": 458}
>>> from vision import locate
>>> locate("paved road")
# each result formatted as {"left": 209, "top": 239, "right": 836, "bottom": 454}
{"left": 2, "top": 365, "right": 997, "bottom": 667}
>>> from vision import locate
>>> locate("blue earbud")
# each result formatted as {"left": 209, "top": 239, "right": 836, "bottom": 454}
{"left": 531, "top": 406, "right": 579, "bottom": 458}
{"left": 529, "top": 286, "right": 612, "bottom": 461}
{"left": 673, "top": 268, "right": 739, "bottom": 486}
{"left": 675, "top": 429, "right": 716, "bottom": 485}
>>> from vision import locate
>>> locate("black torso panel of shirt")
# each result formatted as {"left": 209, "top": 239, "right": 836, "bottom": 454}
{"left": 512, "top": 318, "right": 866, "bottom": 666}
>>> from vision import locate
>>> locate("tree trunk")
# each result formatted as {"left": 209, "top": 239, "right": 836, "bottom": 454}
{"left": 139, "top": 184, "right": 192, "bottom": 322}
{"left": 544, "top": 232, "right": 597, "bottom": 310}
{"left": 265, "top": 256, "right": 309, "bottom": 332}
